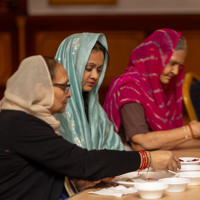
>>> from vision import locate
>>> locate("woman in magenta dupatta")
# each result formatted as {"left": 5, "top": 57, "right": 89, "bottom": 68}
{"left": 104, "top": 28, "right": 200, "bottom": 151}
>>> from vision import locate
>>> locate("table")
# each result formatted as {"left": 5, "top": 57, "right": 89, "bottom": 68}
{"left": 172, "top": 149, "right": 200, "bottom": 157}
{"left": 69, "top": 185, "right": 200, "bottom": 200}
{"left": 68, "top": 150, "right": 200, "bottom": 200}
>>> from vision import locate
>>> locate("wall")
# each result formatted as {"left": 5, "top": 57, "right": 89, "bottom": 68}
{"left": 1, "top": 0, "right": 200, "bottom": 110}
{"left": 27, "top": 0, "right": 200, "bottom": 15}
{"left": 22, "top": 14, "right": 200, "bottom": 107}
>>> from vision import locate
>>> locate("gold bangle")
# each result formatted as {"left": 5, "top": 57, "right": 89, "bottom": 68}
{"left": 186, "top": 122, "right": 196, "bottom": 139}
{"left": 183, "top": 126, "right": 189, "bottom": 140}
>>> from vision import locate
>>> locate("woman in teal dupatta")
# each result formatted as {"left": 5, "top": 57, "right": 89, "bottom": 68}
{"left": 55, "top": 32, "right": 124, "bottom": 151}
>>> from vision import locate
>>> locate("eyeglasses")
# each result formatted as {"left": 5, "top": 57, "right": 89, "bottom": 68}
{"left": 53, "top": 83, "right": 70, "bottom": 93}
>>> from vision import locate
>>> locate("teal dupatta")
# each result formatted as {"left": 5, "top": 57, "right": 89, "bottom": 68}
{"left": 55, "top": 33, "right": 124, "bottom": 150}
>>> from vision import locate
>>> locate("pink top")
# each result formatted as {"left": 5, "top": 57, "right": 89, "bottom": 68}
{"left": 104, "top": 28, "right": 184, "bottom": 133}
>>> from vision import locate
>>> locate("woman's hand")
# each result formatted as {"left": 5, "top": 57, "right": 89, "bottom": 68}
{"left": 73, "top": 177, "right": 117, "bottom": 191}
{"left": 190, "top": 120, "right": 198, "bottom": 124}
{"left": 73, "top": 179, "right": 101, "bottom": 191}
{"left": 101, "top": 177, "right": 118, "bottom": 186}
{"left": 150, "top": 150, "right": 181, "bottom": 171}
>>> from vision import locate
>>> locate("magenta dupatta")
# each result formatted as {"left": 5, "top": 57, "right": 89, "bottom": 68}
{"left": 104, "top": 28, "right": 184, "bottom": 133}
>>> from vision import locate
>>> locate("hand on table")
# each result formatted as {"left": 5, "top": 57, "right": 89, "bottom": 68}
{"left": 101, "top": 177, "right": 118, "bottom": 186}
{"left": 73, "top": 179, "right": 101, "bottom": 191}
{"left": 73, "top": 177, "right": 117, "bottom": 191}
{"left": 150, "top": 150, "right": 181, "bottom": 172}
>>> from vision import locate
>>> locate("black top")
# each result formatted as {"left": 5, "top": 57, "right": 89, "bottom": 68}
{"left": 0, "top": 110, "right": 140, "bottom": 200}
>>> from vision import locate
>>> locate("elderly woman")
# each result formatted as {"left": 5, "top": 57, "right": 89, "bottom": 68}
{"left": 55, "top": 33, "right": 124, "bottom": 150}
{"left": 0, "top": 55, "right": 180, "bottom": 200}
{"left": 104, "top": 28, "right": 200, "bottom": 151}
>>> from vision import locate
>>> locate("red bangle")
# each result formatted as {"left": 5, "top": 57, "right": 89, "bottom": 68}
{"left": 138, "top": 150, "right": 150, "bottom": 171}
{"left": 186, "top": 122, "right": 196, "bottom": 139}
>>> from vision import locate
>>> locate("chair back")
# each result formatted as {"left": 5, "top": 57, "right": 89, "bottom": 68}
{"left": 183, "top": 72, "right": 200, "bottom": 121}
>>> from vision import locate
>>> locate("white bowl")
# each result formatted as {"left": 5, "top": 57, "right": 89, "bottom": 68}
{"left": 134, "top": 182, "right": 168, "bottom": 199}
{"left": 179, "top": 165, "right": 200, "bottom": 172}
{"left": 178, "top": 172, "right": 200, "bottom": 185}
{"left": 158, "top": 177, "right": 191, "bottom": 192}
{"left": 179, "top": 157, "right": 200, "bottom": 165}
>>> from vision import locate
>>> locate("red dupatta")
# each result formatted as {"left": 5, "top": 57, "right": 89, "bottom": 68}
{"left": 104, "top": 28, "right": 184, "bottom": 133}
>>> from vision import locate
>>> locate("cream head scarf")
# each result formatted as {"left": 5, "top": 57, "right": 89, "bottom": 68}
{"left": 55, "top": 33, "right": 124, "bottom": 150}
{"left": 0, "top": 55, "right": 60, "bottom": 134}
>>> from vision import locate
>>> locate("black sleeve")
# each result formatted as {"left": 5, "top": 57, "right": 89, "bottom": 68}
{"left": 7, "top": 112, "right": 141, "bottom": 181}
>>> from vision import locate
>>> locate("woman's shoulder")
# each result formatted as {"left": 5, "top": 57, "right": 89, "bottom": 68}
{"left": 0, "top": 110, "right": 54, "bottom": 138}
{"left": 0, "top": 110, "right": 47, "bottom": 126}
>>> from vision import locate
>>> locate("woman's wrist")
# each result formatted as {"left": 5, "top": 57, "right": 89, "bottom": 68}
{"left": 186, "top": 122, "right": 196, "bottom": 139}
{"left": 183, "top": 125, "right": 190, "bottom": 140}
{"left": 138, "top": 150, "right": 151, "bottom": 171}
{"left": 147, "top": 151, "right": 151, "bottom": 168}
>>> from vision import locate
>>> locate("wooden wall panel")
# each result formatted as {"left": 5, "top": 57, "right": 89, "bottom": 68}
{"left": 30, "top": 30, "right": 145, "bottom": 104}
{"left": 24, "top": 15, "right": 200, "bottom": 105}
{"left": 34, "top": 31, "right": 74, "bottom": 57}
{"left": 0, "top": 33, "right": 12, "bottom": 85}
{"left": 32, "top": 29, "right": 200, "bottom": 80}
{"left": 33, "top": 30, "right": 145, "bottom": 84}
{"left": 2, "top": 14, "right": 200, "bottom": 108}
{"left": 102, "top": 31, "right": 145, "bottom": 85}
{"left": 0, "top": 15, "right": 19, "bottom": 99}
{"left": 183, "top": 31, "right": 200, "bottom": 74}
{"left": 25, "top": 15, "right": 200, "bottom": 78}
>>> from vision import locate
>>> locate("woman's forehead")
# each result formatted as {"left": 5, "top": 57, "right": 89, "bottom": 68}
{"left": 54, "top": 64, "right": 69, "bottom": 82}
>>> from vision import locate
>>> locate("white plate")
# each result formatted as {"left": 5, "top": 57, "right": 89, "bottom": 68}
{"left": 179, "top": 157, "right": 200, "bottom": 165}
{"left": 113, "top": 171, "right": 140, "bottom": 181}
{"left": 139, "top": 171, "right": 174, "bottom": 181}
{"left": 113, "top": 179, "right": 146, "bottom": 187}
{"left": 178, "top": 165, "right": 200, "bottom": 172}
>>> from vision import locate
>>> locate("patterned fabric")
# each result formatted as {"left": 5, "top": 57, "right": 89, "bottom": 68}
{"left": 104, "top": 28, "right": 184, "bottom": 133}
{"left": 0, "top": 55, "right": 60, "bottom": 134}
{"left": 55, "top": 33, "right": 124, "bottom": 150}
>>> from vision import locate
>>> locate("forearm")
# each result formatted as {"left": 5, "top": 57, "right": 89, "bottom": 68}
{"left": 68, "top": 149, "right": 141, "bottom": 181}
{"left": 172, "top": 139, "right": 200, "bottom": 149}
{"left": 131, "top": 125, "right": 194, "bottom": 150}
{"left": 130, "top": 142, "right": 145, "bottom": 151}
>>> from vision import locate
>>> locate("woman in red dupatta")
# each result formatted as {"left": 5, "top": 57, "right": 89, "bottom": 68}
{"left": 104, "top": 28, "right": 200, "bottom": 151}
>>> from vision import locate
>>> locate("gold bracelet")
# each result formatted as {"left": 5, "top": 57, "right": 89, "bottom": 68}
{"left": 186, "top": 122, "right": 196, "bottom": 139}
{"left": 183, "top": 126, "right": 189, "bottom": 140}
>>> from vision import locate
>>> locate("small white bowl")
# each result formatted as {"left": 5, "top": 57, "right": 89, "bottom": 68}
{"left": 179, "top": 165, "right": 200, "bottom": 172}
{"left": 178, "top": 172, "right": 200, "bottom": 185}
{"left": 134, "top": 182, "right": 168, "bottom": 199}
{"left": 158, "top": 177, "right": 191, "bottom": 192}
{"left": 179, "top": 157, "right": 200, "bottom": 165}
